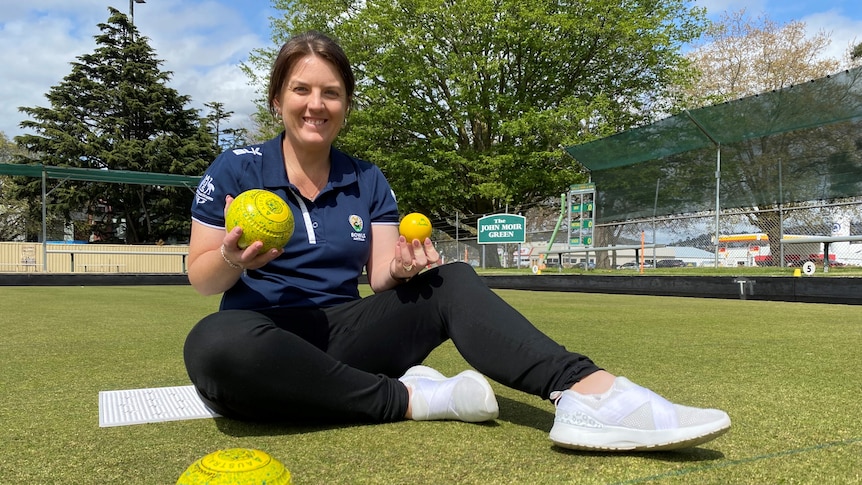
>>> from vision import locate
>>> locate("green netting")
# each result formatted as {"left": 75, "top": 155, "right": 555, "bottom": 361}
{"left": 0, "top": 163, "right": 201, "bottom": 188}
{"left": 565, "top": 66, "right": 862, "bottom": 223}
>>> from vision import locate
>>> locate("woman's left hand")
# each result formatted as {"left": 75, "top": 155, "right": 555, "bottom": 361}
{"left": 390, "top": 236, "right": 440, "bottom": 281}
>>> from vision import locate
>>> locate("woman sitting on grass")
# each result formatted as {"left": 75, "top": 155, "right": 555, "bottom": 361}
{"left": 183, "top": 30, "right": 730, "bottom": 451}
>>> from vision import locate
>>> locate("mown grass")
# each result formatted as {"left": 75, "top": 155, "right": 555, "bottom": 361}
{"left": 1, "top": 285, "right": 860, "bottom": 484}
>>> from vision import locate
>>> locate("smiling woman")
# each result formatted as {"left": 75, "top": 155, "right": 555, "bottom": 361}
{"left": 179, "top": 30, "right": 731, "bottom": 455}
{"left": 274, "top": 54, "right": 350, "bottom": 199}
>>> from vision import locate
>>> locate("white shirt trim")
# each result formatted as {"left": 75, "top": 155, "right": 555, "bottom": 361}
{"left": 287, "top": 188, "right": 317, "bottom": 245}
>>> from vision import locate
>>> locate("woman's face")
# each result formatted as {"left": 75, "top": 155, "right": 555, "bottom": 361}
{"left": 274, "top": 55, "right": 348, "bottom": 152}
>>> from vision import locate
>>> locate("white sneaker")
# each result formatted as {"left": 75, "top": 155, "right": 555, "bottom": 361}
{"left": 401, "top": 365, "right": 447, "bottom": 380}
{"left": 399, "top": 365, "right": 499, "bottom": 422}
{"left": 549, "top": 377, "right": 731, "bottom": 451}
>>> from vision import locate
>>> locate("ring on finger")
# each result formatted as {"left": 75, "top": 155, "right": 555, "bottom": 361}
{"left": 402, "top": 263, "right": 414, "bottom": 272}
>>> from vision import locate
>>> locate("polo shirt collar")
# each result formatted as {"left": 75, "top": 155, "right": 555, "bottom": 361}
{"left": 259, "top": 133, "right": 358, "bottom": 192}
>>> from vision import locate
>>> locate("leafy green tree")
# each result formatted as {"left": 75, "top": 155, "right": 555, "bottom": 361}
{"left": 15, "top": 8, "right": 218, "bottom": 243}
{"left": 248, "top": 0, "right": 707, "bottom": 242}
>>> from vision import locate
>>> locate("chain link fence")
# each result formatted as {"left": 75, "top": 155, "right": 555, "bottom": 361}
{"left": 434, "top": 198, "right": 862, "bottom": 269}
{"left": 601, "top": 198, "right": 862, "bottom": 268}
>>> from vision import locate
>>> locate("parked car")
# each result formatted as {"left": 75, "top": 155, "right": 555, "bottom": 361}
{"left": 617, "top": 262, "right": 639, "bottom": 269}
{"left": 575, "top": 261, "right": 596, "bottom": 270}
{"left": 655, "top": 259, "right": 686, "bottom": 268}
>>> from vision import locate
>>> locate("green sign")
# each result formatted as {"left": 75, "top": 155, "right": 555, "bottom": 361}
{"left": 570, "top": 183, "right": 596, "bottom": 193}
{"left": 569, "top": 184, "right": 596, "bottom": 247}
{"left": 478, "top": 214, "right": 526, "bottom": 244}
{"left": 570, "top": 236, "right": 594, "bottom": 246}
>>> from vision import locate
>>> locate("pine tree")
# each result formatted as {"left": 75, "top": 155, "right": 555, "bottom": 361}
{"left": 204, "top": 101, "right": 250, "bottom": 151}
{"left": 16, "top": 7, "right": 218, "bottom": 243}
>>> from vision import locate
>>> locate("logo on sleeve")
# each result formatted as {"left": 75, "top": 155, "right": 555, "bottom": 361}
{"left": 349, "top": 215, "right": 366, "bottom": 242}
{"left": 195, "top": 175, "right": 215, "bottom": 204}
{"left": 232, "top": 147, "right": 262, "bottom": 156}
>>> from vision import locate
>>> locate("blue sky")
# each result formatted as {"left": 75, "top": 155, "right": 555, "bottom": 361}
{"left": 1, "top": 0, "right": 860, "bottom": 141}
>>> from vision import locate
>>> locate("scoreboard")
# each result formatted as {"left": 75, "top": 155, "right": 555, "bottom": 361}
{"left": 568, "top": 183, "right": 595, "bottom": 247}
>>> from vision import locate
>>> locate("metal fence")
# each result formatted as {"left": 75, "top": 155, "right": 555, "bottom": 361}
{"left": 435, "top": 198, "right": 862, "bottom": 270}
{"left": 603, "top": 199, "right": 862, "bottom": 269}
{"left": 4, "top": 198, "right": 860, "bottom": 273}
{"left": 0, "top": 242, "right": 189, "bottom": 273}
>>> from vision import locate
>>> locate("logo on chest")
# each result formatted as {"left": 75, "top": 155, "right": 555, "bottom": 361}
{"left": 349, "top": 215, "right": 366, "bottom": 242}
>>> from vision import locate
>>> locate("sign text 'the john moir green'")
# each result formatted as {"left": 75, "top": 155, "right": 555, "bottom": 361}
{"left": 477, "top": 214, "right": 526, "bottom": 244}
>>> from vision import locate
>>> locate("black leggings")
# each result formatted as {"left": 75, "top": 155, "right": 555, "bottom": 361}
{"left": 183, "top": 262, "right": 600, "bottom": 422}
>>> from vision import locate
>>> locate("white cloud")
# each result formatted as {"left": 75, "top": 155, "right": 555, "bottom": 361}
{"left": 0, "top": 0, "right": 273, "bottom": 139}
{"left": 801, "top": 10, "right": 862, "bottom": 64}
{"left": 0, "top": 15, "right": 96, "bottom": 137}
{"left": 175, "top": 61, "right": 264, "bottom": 131}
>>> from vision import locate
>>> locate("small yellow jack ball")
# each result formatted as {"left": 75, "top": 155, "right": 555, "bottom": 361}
{"left": 399, "top": 212, "right": 432, "bottom": 242}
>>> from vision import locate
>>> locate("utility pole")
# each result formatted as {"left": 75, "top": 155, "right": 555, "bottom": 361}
{"left": 129, "top": 0, "right": 146, "bottom": 37}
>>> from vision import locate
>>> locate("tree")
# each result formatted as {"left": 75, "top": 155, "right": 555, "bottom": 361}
{"left": 684, "top": 9, "right": 856, "bottom": 264}
{"left": 0, "top": 132, "right": 29, "bottom": 241}
{"left": 248, "top": 0, "right": 707, "bottom": 249}
{"left": 685, "top": 9, "right": 839, "bottom": 103}
{"left": 204, "top": 101, "right": 250, "bottom": 151}
{"left": 14, "top": 8, "right": 218, "bottom": 243}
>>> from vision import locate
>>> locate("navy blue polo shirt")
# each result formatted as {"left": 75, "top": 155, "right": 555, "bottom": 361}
{"left": 191, "top": 133, "right": 400, "bottom": 310}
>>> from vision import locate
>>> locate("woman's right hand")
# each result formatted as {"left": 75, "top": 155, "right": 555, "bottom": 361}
{"left": 220, "top": 194, "right": 283, "bottom": 270}
{"left": 220, "top": 225, "right": 283, "bottom": 271}
{"left": 188, "top": 195, "right": 283, "bottom": 295}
